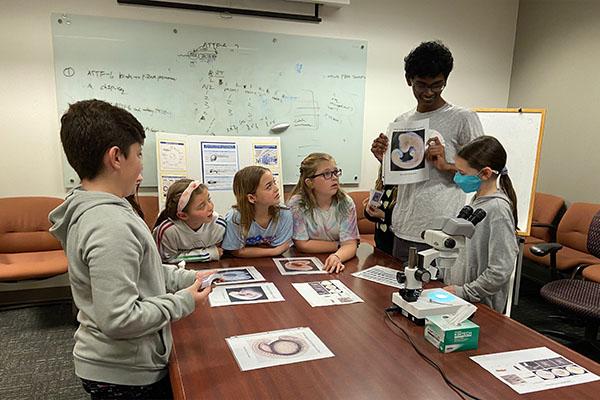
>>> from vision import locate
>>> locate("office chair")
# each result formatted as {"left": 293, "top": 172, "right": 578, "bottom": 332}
{"left": 538, "top": 211, "right": 600, "bottom": 355}
{"left": 525, "top": 192, "right": 565, "bottom": 246}
{"left": 583, "top": 265, "right": 600, "bottom": 282}
{"left": 539, "top": 280, "right": 600, "bottom": 354}
{"left": 529, "top": 203, "right": 600, "bottom": 279}
{"left": 582, "top": 212, "right": 600, "bottom": 282}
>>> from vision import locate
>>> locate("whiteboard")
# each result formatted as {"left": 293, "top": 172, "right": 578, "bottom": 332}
{"left": 475, "top": 109, "right": 546, "bottom": 236}
{"left": 51, "top": 13, "right": 367, "bottom": 187}
{"left": 155, "top": 132, "right": 284, "bottom": 216}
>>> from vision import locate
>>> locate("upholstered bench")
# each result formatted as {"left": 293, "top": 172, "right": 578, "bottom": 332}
{"left": 0, "top": 197, "right": 70, "bottom": 307}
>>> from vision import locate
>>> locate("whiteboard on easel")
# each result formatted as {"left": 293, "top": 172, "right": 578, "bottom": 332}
{"left": 155, "top": 132, "right": 284, "bottom": 215}
{"left": 475, "top": 109, "right": 546, "bottom": 236}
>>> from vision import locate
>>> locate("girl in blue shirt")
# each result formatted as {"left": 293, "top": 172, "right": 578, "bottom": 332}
{"left": 222, "top": 166, "right": 293, "bottom": 257}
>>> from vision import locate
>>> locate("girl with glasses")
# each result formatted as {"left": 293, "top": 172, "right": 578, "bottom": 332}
{"left": 287, "top": 153, "right": 360, "bottom": 273}
{"left": 222, "top": 166, "right": 293, "bottom": 257}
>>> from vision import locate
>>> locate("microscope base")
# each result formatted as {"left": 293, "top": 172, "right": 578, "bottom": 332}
{"left": 391, "top": 289, "right": 471, "bottom": 325}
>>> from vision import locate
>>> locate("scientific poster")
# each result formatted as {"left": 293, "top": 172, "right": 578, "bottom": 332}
{"left": 158, "top": 140, "right": 186, "bottom": 171}
{"left": 252, "top": 143, "right": 280, "bottom": 174}
{"left": 158, "top": 174, "right": 186, "bottom": 202}
{"left": 200, "top": 141, "right": 239, "bottom": 191}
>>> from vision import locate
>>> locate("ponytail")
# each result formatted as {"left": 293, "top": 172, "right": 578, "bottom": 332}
{"left": 499, "top": 174, "right": 518, "bottom": 228}
{"left": 457, "top": 135, "right": 518, "bottom": 230}
{"left": 153, "top": 193, "right": 179, "bottom": 229}
{"left": 154, "top": 208, "right": 171, "bottom": 229}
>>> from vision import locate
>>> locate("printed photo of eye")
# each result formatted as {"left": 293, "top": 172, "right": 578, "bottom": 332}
{"left": 390, "top": 130, "right": 425, "bottom": 171}
{"left": 253, "top": 335, "right": 308, "bottom": 359}
{"left": 226, "top": 287, "right": 266, "bottom": 302}
{"left": 284, "top": 260, "right": 315, "bottom": 271}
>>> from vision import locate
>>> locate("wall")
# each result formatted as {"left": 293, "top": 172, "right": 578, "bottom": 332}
{"left": 509, "top": 0, "right": 600, "bottom": 203}
{"left": 0, "top": 0, "right": 519, "bottom": 197}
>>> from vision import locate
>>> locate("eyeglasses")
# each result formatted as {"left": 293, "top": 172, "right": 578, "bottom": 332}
{"left": 310, "top": 168, "right": 342, "bottom": 180}
{"left": 264, "top": 178, "right": 278, "bottom": 190}
{"left": 412, "top": 80, "right": 446, "bottom": 93}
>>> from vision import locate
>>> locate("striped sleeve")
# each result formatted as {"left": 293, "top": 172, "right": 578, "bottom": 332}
{"left": 152, "top": 220, "right": 176, "bottom": 262}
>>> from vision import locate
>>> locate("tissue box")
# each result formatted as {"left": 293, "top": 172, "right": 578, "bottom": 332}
{"left": 424, "top": 315, "right": 479, "bottom": 353}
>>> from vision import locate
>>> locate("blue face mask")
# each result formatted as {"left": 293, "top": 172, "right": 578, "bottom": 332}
{"left": 453, "top": 172, "right": 482, "bottom": 193}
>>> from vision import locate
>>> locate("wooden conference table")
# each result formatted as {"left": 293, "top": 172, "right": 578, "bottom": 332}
{"left": 169, "top": 244, "right": 600, "bottom": 399}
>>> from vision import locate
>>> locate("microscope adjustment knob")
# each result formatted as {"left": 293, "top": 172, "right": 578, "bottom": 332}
{"left": 396, "top": 271, "right": 407, "bottom": 284}
{"left": 415, "top": 269, "right": 431, "bottom": 283}
{"left": 444, "top": 238, "right": 456, "bottom": 249}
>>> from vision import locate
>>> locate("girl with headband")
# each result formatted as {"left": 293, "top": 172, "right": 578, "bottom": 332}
{"left": 153, "top": 179, "right": 226, "bottom": 263}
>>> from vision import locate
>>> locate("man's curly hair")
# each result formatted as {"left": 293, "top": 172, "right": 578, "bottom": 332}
{"left": 404, "top": 41, "right": 454, "bottom": 80}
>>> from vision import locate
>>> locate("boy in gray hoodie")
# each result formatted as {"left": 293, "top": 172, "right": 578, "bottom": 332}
{"left": 49, "top": 100, "right": 215, "bottom": 399}
{"left": 443, "top": 136, "right": 519, "bottom": 313}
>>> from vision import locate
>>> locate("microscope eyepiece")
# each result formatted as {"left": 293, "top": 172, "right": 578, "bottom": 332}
{"left": 456, "top": 205, "right": 474, "bottom": 220}
{"left": 467, "top": 208, "right": 487, "bottom": 226}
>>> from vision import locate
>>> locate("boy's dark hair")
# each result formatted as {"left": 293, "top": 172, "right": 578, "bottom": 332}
{"left": 60, "top": 99, "right": 145, "bottom": 180}
{"left": 404, "top": 41, "right": 454, "bottom": 80}
{"left": 458, "top": 135, "right": 518, "bottom": 228}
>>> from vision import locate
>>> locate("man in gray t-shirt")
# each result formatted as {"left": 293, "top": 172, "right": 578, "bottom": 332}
{"left": 370, "top": 41, "right": 484, "bottom": 262}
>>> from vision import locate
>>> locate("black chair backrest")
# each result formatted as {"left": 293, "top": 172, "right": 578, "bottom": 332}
{"left": 587, "top": 211, "right": 600, "bottom": 258}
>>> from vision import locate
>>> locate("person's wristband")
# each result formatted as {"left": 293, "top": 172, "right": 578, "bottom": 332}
{"left": 332, "top": 253, "right": 341, "bottom": 261}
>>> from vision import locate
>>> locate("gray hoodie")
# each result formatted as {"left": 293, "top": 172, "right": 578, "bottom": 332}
{"left": 446, "top": 191, "right": 518, "bottom": 313}
{"left": 49, "top": 188, "right": 196, "bottom": 385}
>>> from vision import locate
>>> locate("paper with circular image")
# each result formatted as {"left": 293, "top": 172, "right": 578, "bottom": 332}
{"left": 273, "top": 257, "right": 327, "bottom": 275}
{"left": 470, "top": 347, "right": 599, "bottom": 394}
{"left": 209, "top": 282, "right": 285, "bottom": 307}
{"left": 226, "top": 327, "right": 334, "bottom": 371}
{"left": 383, "top": 119, "right": 439, "bottom": 185}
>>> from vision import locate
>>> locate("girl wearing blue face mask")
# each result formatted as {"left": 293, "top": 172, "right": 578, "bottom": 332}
{"left": 443, "top": 136, "right": 519, "bottom": 313}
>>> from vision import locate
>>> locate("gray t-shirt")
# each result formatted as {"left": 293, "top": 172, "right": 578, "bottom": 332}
{"left": 391, "top": 103, "right": 484, "bottom": 242}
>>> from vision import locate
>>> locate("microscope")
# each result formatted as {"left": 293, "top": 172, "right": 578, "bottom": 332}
{"left": 417, "top": 205, "right": 487, "bottom": 282}
{"left": 392, "top": 205, "right": 487, "bottom": 324}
